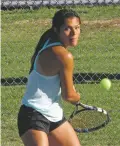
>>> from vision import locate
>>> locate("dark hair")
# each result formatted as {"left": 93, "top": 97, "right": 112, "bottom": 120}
{"left": 29, "top": 9, "right": 81, "bottom": 73}
{"left": 52, "top": 9, "right": 81, "bottom": 32}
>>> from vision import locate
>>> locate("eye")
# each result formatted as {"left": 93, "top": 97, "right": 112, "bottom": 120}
{"left": 64, "top": 27, "right": 71, "bottom": 31}
{"left": 75, "top": 26, "right": 80, "bottom": 30}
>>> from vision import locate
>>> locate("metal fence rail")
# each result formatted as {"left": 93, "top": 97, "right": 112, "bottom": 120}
{"left": 1, "top": 0, "right": 120, "bottom": 10}
{"left": 1, "top": 73, "right": 120, "bottom": 86}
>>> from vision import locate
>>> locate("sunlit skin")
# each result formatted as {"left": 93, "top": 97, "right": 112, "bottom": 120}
{"left": 58, "top": 17, "right": 80, "bottom": 48}
{"left": 36, "top": 16, "right": 81, "bottom": 103}
{"left": 21, "top": 13, "right": 81, "bottom": 146}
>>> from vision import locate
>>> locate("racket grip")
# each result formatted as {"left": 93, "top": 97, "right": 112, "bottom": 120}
{"left": 72, "top": 100, "right": 80, "bottom": 105}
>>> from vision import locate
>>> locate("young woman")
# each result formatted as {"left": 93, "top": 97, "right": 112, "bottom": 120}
{"left": 18, "top": 9, "right": 81, "bottom": 146}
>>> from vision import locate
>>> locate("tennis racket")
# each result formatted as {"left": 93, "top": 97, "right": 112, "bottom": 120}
{"left": 69, "top": 102, "right": 110, "bottom": 133}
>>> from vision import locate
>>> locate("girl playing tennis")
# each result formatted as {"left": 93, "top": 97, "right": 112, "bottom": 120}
{"left": 18, "top": 9, "right": 81, "bottom": 146}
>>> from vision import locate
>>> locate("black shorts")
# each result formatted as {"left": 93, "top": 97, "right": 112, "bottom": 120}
{"left": 17, "top": 105, "right": 66, "bottom": 137}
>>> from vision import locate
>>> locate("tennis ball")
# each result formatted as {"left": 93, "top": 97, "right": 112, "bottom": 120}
{"left": 100, "top": 78, "right": 111, "bottom": 90}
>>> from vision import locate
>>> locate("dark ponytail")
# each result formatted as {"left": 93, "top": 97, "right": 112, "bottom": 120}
{"left": 29, "top": 28, "right": 59, "bottom": 73}
{"left": 30, "top": 28, "right": 52, "bottom": 73}
{"left": 29, "top": 9, "right": 81, "bottom": 73}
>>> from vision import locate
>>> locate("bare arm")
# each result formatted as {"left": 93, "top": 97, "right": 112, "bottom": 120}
{"left": 52, "top": 46, "right": 80, "bottom": 104}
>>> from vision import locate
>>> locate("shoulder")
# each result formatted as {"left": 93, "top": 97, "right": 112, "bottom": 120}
{"left": 52, "top": 46, "right": 74, "bottom": 67}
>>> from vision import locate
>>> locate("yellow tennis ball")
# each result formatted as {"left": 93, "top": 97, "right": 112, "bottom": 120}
{"left": 100, "top": 78, "right": 111, "bottom": 90}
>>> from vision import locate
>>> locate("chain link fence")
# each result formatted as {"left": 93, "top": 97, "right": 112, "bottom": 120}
{"left": 1, "top": 1, "right": 120, "bottom": 146}
{"left": 1, "top": 0, "right": 120, "bottom": 85}
{"left": 1, "top": 0, "right": 120, "bottom": 9}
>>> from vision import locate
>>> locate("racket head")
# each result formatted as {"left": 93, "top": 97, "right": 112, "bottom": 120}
{"left": 69, "top": 104, "right": 110, "bottom": 133}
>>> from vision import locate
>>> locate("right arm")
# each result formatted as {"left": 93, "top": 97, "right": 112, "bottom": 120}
{"left": 52, "top": 46, "right": 80, "bottom": 104}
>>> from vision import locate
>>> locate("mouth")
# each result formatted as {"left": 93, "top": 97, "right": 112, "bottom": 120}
{"left": 70, "top": 38, "right": 77, "bottom": 42}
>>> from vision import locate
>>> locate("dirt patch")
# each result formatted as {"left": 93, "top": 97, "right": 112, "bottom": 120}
{"left": 15, "top": 19, "right": 51, "bottom": 26}
{"left": 82, "top": 18, "right": 120, "bottom": 28}
{"left": 15, "top": 18, "right": 120, "bottom": 28}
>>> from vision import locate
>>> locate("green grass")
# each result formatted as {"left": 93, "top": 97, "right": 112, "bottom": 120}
{"left": 1, "top": 5, "right": 120, "bottom": 77}
{"left": 1, "top": 5, "right": 120, "bottom": 146}
{"left": 1, "top": 82, "right": 120, "bottom": 146}
{"left": 2, "top": 5, "right": 120, "bottom": 22}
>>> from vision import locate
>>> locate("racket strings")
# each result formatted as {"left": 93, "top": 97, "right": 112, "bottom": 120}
{"left": 70, "top": 110, "right": 108, "bottom": 129}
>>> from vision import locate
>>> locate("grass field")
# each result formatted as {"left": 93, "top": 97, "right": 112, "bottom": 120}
{"left": 1, "top": 5, "right": 120, "bottom": 146}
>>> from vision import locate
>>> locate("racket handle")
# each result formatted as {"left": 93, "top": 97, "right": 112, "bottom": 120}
{"left": 72, "top": 100, "right": 80, "bottom": 105}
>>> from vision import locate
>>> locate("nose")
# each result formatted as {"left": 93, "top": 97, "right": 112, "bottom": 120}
{"left": 70, "top": 28, "right": 76, "bottom": 36}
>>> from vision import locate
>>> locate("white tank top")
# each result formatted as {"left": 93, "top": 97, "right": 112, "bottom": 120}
{"left": 22, "top": 38, "right": 63, "bottom": 122}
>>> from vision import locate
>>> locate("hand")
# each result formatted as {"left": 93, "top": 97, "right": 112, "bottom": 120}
{"left": 72, "top": 100, "right": 80, "bottom": 105}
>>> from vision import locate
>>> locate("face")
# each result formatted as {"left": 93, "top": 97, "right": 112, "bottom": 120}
{"left": 58, "top": 17, "right": 80, "bottom": 47}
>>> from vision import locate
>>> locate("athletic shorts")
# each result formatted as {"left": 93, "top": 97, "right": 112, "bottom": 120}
{"left": 17, "top": 105, "right": 66, "bottom": 137}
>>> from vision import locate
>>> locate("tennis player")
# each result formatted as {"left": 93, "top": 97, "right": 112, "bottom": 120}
{"left": 17, "top": 9, "right": 81, "bottom": 146}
